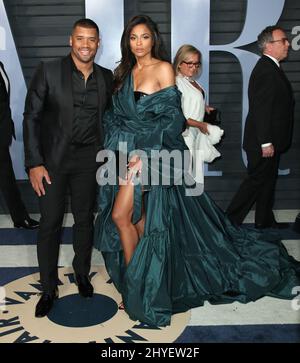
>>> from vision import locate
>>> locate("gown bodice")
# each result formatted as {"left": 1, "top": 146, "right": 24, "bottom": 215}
{"left": 134, "top": 91, "right": 149, "bottom": 102}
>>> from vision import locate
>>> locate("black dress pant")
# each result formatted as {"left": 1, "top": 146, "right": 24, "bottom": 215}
{"left": 226, "top": 150, "right": 280, "bottom": 226}
{"left": 0, "top": 146, "right": 28, "bottom": 223}
{"left": 37, "top": 144, "right": 98, "bottom": 293}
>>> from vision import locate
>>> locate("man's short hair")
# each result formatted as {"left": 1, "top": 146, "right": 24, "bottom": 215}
{"left": 257, "top": 25, "right": 285, "bottom": 53}
{"left": 72, "top": 18, "right": 99, "bottom": 36}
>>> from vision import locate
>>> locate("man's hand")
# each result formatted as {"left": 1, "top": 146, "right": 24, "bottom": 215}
{"left": 29, "top": 166, "right": 51, "bottom": 197}
{"left": 262, "top": 144, "right": 274, "bottom": 158}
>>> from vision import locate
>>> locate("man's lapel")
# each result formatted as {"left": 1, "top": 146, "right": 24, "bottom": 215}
{"left": 263, "top": 55, "right": 293, "bottom": 100}
{"left": 61, "top": 55, "right": 74, "bottom": 136}
{"left": 278, "top": 65, "right": 294, "bottom": 98}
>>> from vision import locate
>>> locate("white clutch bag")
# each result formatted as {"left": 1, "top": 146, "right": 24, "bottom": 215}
{"left": 196, "top": 125, "right": 224, "bottom": 163}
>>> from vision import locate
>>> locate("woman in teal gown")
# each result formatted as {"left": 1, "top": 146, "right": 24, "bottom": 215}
{"left": 94, "top": 15, "right": 300, "bottom": 327}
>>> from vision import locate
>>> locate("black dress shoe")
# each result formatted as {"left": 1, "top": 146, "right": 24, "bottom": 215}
{"left": 255, "top": 222, "right": 290, "bottom": 230}
{"left": 293, "top": 213, "right": 300, "bottom": 234}
{"left": 74, "top": 274, "right": 94, "bottom": 298}
{"left": 14, "top": 217, "right": 39, "bottom": 230}
{"left": 35, "top": 288, "right": 58, "bottom": 318}
{"left": 270, "top": 222, "right": 290, "bottom": 229}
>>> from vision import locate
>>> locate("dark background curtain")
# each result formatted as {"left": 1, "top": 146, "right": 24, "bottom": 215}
{"left": 1, "top": 0, "right": 299, "bottom": 212}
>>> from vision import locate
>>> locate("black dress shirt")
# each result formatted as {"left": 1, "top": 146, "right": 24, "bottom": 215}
{"left": 71, "top": 58, "right": 99, "bottom": 145}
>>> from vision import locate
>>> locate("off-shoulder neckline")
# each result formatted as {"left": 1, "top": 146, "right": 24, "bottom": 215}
{"left": 131, "top": 72, "right": 176, "bottom": 98}
{"left": 133, "top": 85, "right": 176, "bottom": 97}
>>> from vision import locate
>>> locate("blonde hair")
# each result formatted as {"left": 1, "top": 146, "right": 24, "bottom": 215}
{"left": 173, "top": 44, "right": 202, "bottom": 76}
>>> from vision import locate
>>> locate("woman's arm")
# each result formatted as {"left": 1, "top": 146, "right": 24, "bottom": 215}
{"left": 186, "top": 118, "right": 209, "bottom": 134}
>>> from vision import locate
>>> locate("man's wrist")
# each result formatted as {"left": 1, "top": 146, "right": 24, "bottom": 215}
{"left": 29, "top": 164, "right": 44, "bottom": 171}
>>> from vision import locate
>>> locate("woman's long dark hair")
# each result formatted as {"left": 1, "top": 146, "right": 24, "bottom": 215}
{"left": 114, "top": 15, "right": 168, "bottom": 91}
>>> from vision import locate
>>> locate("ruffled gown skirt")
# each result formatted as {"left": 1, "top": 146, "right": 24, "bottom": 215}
{"left": 94, "top": 184, "right": 300, "bottom": 327}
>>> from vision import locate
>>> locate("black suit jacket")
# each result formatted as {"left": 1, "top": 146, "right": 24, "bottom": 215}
{"left": 23, "top": 55, "right": 113, "bottom": 170}
{"left": 0, "top": 62, "right": 15, "bottom": 147}
{"left": 243, "top": 55, "right": 294, "bottom": 153}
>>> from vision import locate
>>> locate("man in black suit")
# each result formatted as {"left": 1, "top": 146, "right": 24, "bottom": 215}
{"left": 23, "top": 19, "right": 113, "bottom": 317}
{"left": 294, "top": 212, "right": 300, "bottom": 234}
{"left": 0, "top": 61, "right": 39, "bottom": 229}
{"left": 227, "top": 25, "right": 294, "bottom": 229}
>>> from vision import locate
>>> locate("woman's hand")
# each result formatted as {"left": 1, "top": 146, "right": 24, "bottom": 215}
{"left": 198, "top": 122, "right": 209, "bottom": 135}
{"left": 186, "top": 118, "right": 210, "bottom": 134}
{"left": 205, "top": 105, "right": 214, "bottom": 114}
{"left": 126, "top": 156, "right": 143, "bottom": 182}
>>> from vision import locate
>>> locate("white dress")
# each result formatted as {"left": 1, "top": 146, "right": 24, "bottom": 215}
{"left": 176, "top": 74, "right": 224, "bottom": 184}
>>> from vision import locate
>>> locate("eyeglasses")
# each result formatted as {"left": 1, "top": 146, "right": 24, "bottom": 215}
{"left": 182, "top": 61, "right": 201, "bottom": 68}
{"left": 269, "top": 37, "right": 289, "bottom": 44}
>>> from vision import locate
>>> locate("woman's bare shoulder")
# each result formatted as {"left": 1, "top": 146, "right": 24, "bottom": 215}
{"left": 155, "top": 61, "right": 175, "bottom": 87}
{"left": 155, "top": 60, "right": 173, "bottom": 73}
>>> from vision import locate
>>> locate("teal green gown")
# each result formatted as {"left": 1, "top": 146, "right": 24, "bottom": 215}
{"left": 94, "top": 74, "right": 300, "bottom": 327}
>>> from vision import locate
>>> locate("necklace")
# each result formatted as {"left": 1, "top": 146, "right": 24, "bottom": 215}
{"left": 181, "top": 74, "right": 203, "bottom": 93}
{"left": 183, "top": 75, "right": 195, "bottom": 83}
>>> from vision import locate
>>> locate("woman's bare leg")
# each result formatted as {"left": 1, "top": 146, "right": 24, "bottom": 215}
{"left": 135, "top": 205, "right": 145, "bottom": 239}
{"left": 112, "top": 183, "right": 139, "bottom": 266}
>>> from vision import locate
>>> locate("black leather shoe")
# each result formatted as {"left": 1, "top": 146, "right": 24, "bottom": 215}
{"left": 270, "top": 222, "right": 290, "bottom": 229}
{"left": 74, "top": 274, "right": 94, "bottom": 298}
{"left": 14, "top": 217, "right": 39, "bottom": 230}
{"left": 293, "top": 213, "right": 300, "bottom": 234}
{"left": 255, "top": 222, "right": 290, "bottom": 230}
{"left": 35, "top": 288, "right": 58, "bottom": 318}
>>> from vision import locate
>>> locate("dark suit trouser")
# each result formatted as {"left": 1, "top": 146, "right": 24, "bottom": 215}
{"left": 37, "top": 145, "right": 98, "bottom": 293}
{"left": 0, "top": 146, "right": 28, "bottom": 223}
{"left": 226, "top": 150, "right": 280, "bottom": 225}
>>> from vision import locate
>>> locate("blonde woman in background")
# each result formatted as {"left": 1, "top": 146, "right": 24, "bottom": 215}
{"left": 174, "top": 44, "right": 224, "bottom": 184}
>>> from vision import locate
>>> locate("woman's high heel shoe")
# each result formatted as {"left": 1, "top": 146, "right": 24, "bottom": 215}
{"left": 118, "top": 301, "right": 125, "bottom": 310}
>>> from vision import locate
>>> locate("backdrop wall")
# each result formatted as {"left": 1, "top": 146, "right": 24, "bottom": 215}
{"left": 1, "top": 0, "right": 299, "bottom": 210}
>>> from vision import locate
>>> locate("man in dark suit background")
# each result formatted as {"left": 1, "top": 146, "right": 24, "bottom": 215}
{"left": 227, "top": 25, "right": 294, "bottom": 229}
{"left": 0, "top": 61, "right": 39, "bottom": 229}
{"left": 23, "top": 18, "right": 113, "bottom": 317}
